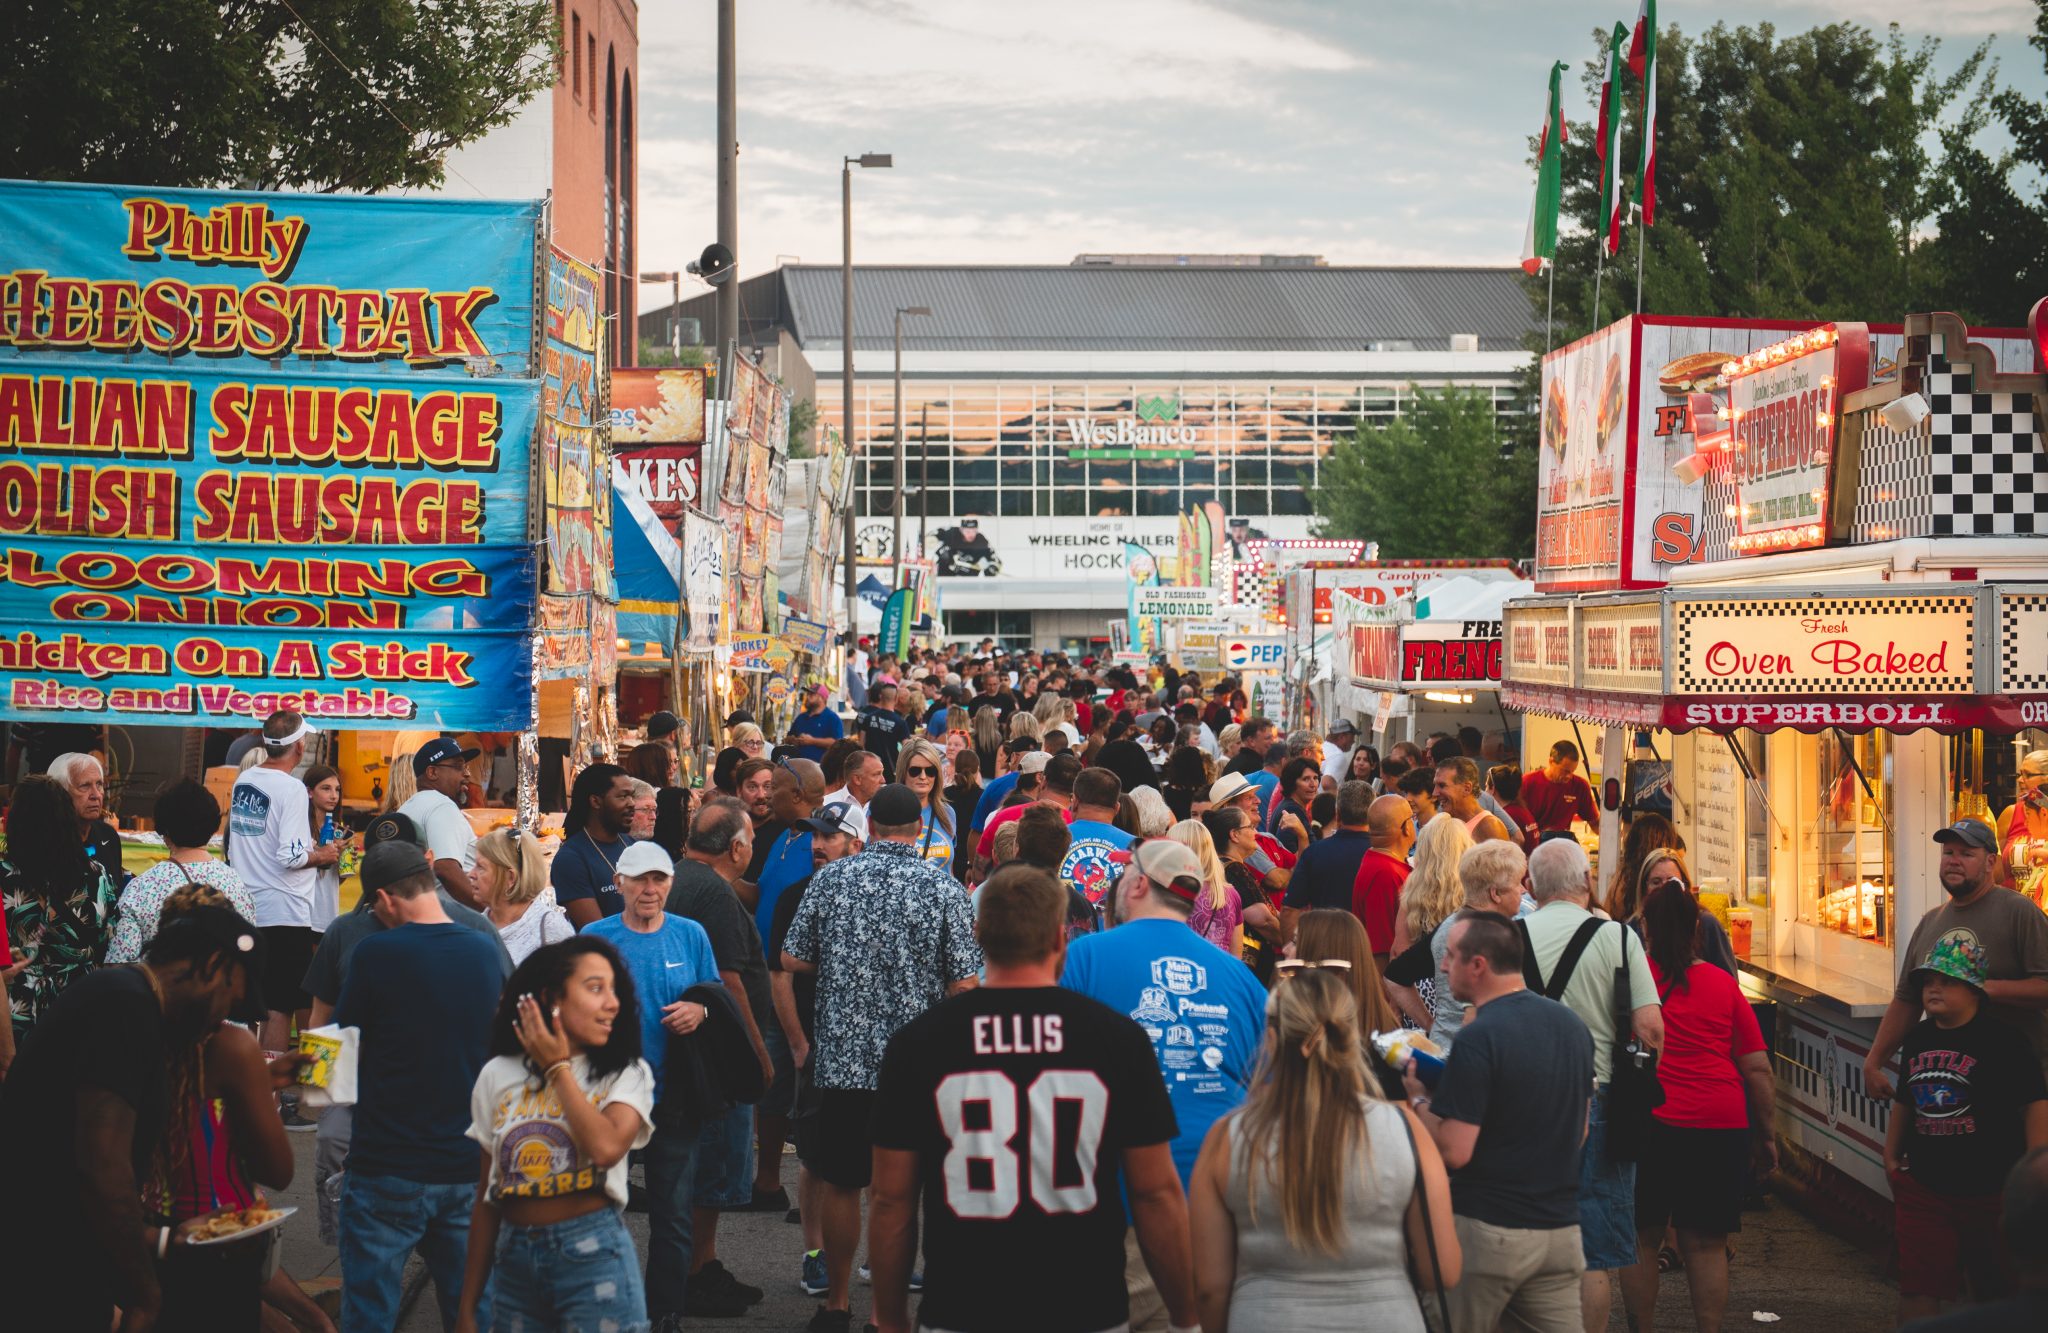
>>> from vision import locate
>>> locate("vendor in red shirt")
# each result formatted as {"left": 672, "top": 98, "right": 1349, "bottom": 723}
{"left": 1521, "top": 739, "right": 1598, "bottom": 833}
{"left": 1349, "top": 793, "right": 1417, "bottom": 964}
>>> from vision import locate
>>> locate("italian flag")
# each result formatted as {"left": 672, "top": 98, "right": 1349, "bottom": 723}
{"left": 1519, "top": 61, "right": 1569, "bottom": 275}
{"left": 1628, "top": 0, "right": 1658, "bottom": 227}
{"left": 1596, "top": 20, "right": 1630, "bottom": 257}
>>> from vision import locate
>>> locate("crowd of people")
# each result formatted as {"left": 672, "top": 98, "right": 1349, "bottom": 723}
{"left": 2, "top": 643, "right": 2047, "bottom": 1333}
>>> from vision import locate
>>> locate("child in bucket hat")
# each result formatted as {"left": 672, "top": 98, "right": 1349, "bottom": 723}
{"left": 1883, "top": 931, "right": 2048, "bottom": 1321}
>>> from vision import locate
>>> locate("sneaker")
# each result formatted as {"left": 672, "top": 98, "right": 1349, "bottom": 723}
{"left": 650, "top": 1314, "right": 689, "bottom": 1333}
{"left": 857, "top": 1262, "right": 924, "bottom": 1292}
{"left": 680, "top": 1277, "right": 750, "bottom": 1319}
{"left": 279, "top": 1102, "right": 319, "bottom": 1132}
{"left": 806, "top": 1308, "right": 851, "bottom": 1333}
{"left": 696, "top": 1258, "right": 765, "bottom": 1306}
{"left": 800, "top": 1249, "right": 829, "bottom": 1297}
{"left": 740, "top": 1184, "right": 790, "bottom": 1212}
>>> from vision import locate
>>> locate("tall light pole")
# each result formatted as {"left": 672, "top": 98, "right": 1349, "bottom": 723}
{"left": 842, "top": 152, "right": 891, "bottom": 650}
{"left": 891, "top": 304, "right": 932, "bottom": 587}
{"left": 714, "top": 0, "right": 738, "bottom": 385}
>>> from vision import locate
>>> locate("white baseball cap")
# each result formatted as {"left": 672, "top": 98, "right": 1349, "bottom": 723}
{"left": 615, "top": 842, "right": 675, "bottom": 878}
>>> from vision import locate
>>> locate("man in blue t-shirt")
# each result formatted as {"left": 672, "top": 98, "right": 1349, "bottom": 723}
{"left": 1060, "top": 767, "right": 1135, "bottom": 916}
{"left": 784, "top": 685, "right": 844, "bottom": 761}
{"left": 581, "top": 840, "right": 724, "bottom": 1326}
{"left": 334, "top": 841, "right": 511, "bottom": 1331}
{"left": 1060, "top": 838, "right": 1265, "bottom": 1326}
{"left": 552, "top": 761, "right": 638, "bottom": 927}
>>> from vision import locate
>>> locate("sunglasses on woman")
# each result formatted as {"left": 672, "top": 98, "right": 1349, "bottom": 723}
{"left": 1275, "top": 958, "right": 1354, "bottom": 975}
{"left": 907, "top": 765, "right": 939, "bottom": 778}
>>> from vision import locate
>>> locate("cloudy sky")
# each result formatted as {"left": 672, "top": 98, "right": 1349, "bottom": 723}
{"left": 633, "top": 0, "right": 2045, "bottom": 307}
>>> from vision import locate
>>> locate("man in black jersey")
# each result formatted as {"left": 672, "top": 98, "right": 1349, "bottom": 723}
{"left": 868, "top": 864, "right": 1199, "bottom": 1333}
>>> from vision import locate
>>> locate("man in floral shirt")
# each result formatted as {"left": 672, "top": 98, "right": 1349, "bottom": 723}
{"left": 780, "top": 783, "right": 981, "bottom": 1333}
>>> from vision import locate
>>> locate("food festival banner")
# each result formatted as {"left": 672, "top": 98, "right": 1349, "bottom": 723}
{"left": 536, "top": 246, "right": 611, "bottom": 680}
{"left": 1135, "top": 586, "right": 1218, "bottom": 620}
{"left": 1673, "top": 595, "right": 1974, "bottom": 696}
{"left": 0, "top": 180, "right": 539, "bottom": 728}
{"left": 682, "top": 509, "right": 724, "bottom": 653}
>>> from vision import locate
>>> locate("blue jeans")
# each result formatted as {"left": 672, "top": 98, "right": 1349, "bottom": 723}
{"left": 492, "top": 1206, "right": 648, "bottom": 1333}
{"left": 339, "top": 1172, "right": 486, "bottom": 1333}
{"left": 644, "top": 1118, "right": 702, "bottom": 1320}
{"left": 693, "top": 1100, "right": 757, "bottom": 1209}
{"left": 1577, "top": 1085, "right": 1639, "bottom": 1271}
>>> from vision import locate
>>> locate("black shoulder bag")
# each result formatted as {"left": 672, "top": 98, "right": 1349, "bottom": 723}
{"left": 1601, "top": 922, "right": 1664, "bottom": 1162}
{"left": 1397, "top": 1107, "right": 1456, "bottom": 1333}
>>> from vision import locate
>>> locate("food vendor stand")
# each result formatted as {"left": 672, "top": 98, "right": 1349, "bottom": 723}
{"left": 1503, "top": 308, "right": 2048, "bottom": 1231}
{"left": 1327, "top": 573, "right": 1525, "bottom": 749}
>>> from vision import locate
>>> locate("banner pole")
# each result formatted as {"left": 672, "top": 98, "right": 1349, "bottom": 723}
{"left": 1545, "top": 260, "right": 1556, "bottom": 354}
{"left": 1592, "top": 243, "right": 1605, "bottom": 333}
{"left": 1634, "top": 203, "right": 1645, "bottom": 315}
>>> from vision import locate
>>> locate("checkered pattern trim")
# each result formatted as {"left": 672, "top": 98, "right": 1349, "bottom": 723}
{"left": 1926, "top": 355, "right": 2048, "bottom": 536}
{"left": 2003, "top": 593, "right": 2048, "bottom": 693}
{"left": 1675, "top": 596, "right": 1974, "bottom": 694}
{"left": 1696, "top": 466, "right": 1738, "bottom": 563}
{"left": 1849, "top": 401, "right": 1934, "bottom": 542}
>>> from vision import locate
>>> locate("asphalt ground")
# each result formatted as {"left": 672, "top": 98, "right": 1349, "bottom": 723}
{"left": 264, "top": 1131, "right": 1902, "bottom": 1331}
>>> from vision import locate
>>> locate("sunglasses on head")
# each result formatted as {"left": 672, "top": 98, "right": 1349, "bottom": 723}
{"left": 1275, "top": 958, "right": 1354, "bottom": 975}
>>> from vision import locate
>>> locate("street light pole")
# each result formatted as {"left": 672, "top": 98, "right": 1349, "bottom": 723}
{"left": 918, "top": 402, "right": 930, "bottom": 562}
{"left": 891, "top": 305, "right": 932, "bottom": 588}
{"left": 715, "top": 0, "right": 738, "bottom": 384}
{"left": 841, "top": 153, "right": 891, "bottom": 658}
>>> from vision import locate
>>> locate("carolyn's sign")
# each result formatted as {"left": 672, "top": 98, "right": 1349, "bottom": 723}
{"left": 1673, "top": 596, "right": 1974, "bottom": 695}
{"left": 0, "top": 180, "right": 540, "bottom": 729}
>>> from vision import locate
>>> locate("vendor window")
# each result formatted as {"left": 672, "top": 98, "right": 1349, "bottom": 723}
{"left": 1955, "top": 729, "right": 2048, "bottom": 911}
{"left": 1797, "top": 730, "right": 1894, "bottom": 944}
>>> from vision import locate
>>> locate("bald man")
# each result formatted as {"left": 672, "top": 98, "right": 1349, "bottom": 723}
{"left": 1350, "top": 794, "right": 1418, "bottom": 964}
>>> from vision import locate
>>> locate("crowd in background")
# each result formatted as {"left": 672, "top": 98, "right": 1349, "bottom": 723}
{"left": 1, "top": 641, "right": 2045, "bottom": 1332}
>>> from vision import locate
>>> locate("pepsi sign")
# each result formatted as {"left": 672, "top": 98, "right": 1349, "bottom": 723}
{"left": 1220, "top": 636, "right": 1287, "bottom": 671}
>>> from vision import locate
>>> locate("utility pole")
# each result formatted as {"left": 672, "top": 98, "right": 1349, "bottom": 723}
{"left": 715, "top": 0, "right": 738, "bottom": 387}
{"left": 891, "top": 305, "right": 932, "bottom": 588}
{"left": 917, "top": 402, "right": 930, "bottom": 562}
{"left": 841, "top": 153, "right": 891, "bottom": 652}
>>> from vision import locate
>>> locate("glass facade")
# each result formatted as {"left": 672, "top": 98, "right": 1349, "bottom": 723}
{"left": 818, "top": 378, "right": 1520, "bottom": 521}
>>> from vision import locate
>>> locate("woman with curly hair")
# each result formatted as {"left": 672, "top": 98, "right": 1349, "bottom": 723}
{"left": 457, "top": 937, "right": 659, "bottom": 1332}
{"left": 1390, "top": 813, "right": 1473, "bottom": 961}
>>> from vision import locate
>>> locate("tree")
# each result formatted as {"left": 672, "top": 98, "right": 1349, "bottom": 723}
{"left": 1, "top": 0, "right": 556, "bottom": 192}
{"left": 1935, "top": 0, "right": 2048, "bottom": 325}
{"left": 1312, "top": 386, "right": 1536, "bottom": 559}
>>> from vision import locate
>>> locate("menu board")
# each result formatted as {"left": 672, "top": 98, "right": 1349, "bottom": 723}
{"left": 1691, "top": 733, "right": 1744, "bottom": 894}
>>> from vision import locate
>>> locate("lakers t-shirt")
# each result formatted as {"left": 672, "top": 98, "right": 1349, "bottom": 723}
{"left": 467, "top": 1054, "right": 655, "bottom": 1207}
{"left": 872, "top": 987, "right": 1177, "bottom": 1333}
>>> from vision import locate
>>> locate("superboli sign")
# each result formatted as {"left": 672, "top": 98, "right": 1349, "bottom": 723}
{"left": 1674, "top": 596, "right": 1974, "bottom": 696}
{"left": 1724, "top": 323, "right": 1870, "bottom": 554}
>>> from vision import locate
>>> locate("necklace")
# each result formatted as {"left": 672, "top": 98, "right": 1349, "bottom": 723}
{"left": 585, "top": 829, "right": 622, "bottom": 875}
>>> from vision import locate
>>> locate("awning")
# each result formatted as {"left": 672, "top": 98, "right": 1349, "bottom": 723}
{"left": 1501, "top": 582, "right": 2048, "bottom": 735}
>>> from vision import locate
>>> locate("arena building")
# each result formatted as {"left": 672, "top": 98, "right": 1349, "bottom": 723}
{"left": 656, "top": 255, "right": 1534, "bottom": 647}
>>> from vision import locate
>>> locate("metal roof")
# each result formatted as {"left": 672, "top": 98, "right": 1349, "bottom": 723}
{"left": 661, "top": 263, "right": 1534, "bottom": 354}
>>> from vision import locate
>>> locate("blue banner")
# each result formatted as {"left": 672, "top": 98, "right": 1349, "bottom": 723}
{"left": 880, "top": 586, "right": 912, "bottom": 657}
{"left": 0, "top": 181, "right": 540, "bottom": 377}
{"left": 0, "top": 179, "right": 540, "bottom": 729}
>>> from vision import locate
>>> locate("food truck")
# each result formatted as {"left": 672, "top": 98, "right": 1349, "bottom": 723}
{"left": 1327, "top": 574, "right": 1527, "bottom": 751}
{"left": 1503, "top": 308, "right": 2048, "bottom": 1229}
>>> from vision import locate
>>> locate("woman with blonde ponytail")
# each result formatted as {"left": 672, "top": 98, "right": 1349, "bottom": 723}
{"left": 1189, "top": 969, "right": 1460, "bottom": 1332}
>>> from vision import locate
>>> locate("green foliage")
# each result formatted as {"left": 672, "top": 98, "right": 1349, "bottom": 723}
{"left": 1312, "top": 386, "right": 1536, "bottom": 560}
{"left": 1935, "top": 1, "right": 2048, "bottom": 325}
{"left": 1, "top": 0, "right": 557, "bottom": 192}
{"left": 637, "top": 339, "right": 710, "bottom": 368}
{"left": 787, "top": 398, "right": 818, "bottom": 459}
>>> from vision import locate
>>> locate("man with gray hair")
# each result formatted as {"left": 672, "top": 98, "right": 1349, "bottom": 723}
{"left": 1289, "top": 779, "right": 1380, "bottom": 915}
{"left": 48, "top": 751, "right": 119, "bottom": 874}
{"left": 1386, "top": 838, "right": 1530, "bottom": 1050}
{"left": 1522, "top": 835, "right": 1664, "bottom": 1333}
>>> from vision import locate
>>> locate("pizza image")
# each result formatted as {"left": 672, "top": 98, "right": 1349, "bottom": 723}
{"left": 1544, "top": 378, "right": 1569, "bottom": 457}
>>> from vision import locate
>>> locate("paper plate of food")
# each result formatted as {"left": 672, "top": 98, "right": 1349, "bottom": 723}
{"left": 183, "top": 1203, "right": 296, "bottom": 1246}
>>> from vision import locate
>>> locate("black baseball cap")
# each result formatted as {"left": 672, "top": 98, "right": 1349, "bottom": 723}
{"left": 868, "top": 783, "right": 922, "bottom": 826}
{"left": 361, "top": 840, "right": 431, "bottom": 894}
{"left": 1933, "top": 819, "right": 1998, "bottom": 853}
{"left": 364, "top": 810, "right": 423, "bottom": 850}
{"left": 645, "top": 710, "right": 680, "bottom": 740}
{"left": 724, "top": 709, "right": 755, "bottom": 729}
{"left": 413, "top": 737, "right": 480, "bottom": 776}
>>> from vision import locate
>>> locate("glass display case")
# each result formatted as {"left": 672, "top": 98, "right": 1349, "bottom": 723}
{"left": 1799, "top": 730, "right": 1894, "bottom": 944}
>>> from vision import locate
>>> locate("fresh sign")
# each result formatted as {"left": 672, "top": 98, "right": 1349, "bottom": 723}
{"left": 1674, "top": 596, "right": 1973, "bottom": 695}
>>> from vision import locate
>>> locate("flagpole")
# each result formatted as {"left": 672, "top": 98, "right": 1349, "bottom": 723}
{"left": 1592, "top": 243, "right": 1605, "bottom": 332}
{"left": 1634, "top": 203, "right": 1645, "bottom": 314}
{"left": 1545, "top": 259, "right": 1556, "bottom": 353}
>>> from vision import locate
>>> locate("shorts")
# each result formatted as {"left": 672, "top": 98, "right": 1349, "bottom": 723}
{"left": 1576, "top": 1086, "right": 1638, "bottom": 1271}
{"left": 259, "top": 925, "right": 319, "bottom": 1015}
{"left": 690, "top": 1100, "right": 756, "bottom": 1210}
{"left": 1634, "top": 1122, "right": 1749, "bottom": 1237}
{"left": 760, "top": 1015, "right": 797, "bottom": 1117}
{"left": 1891, "top": 1169, "right": 2011, "bottom": 1299}
{"left": 791, "top": 1062, "right": 825, "bottom": 1165}
{"left": 808, "top": 1087, "right": 879, "bottom": 1190}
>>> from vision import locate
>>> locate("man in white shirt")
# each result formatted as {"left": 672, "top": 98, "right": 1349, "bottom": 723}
{"left": 397, "top": 737, "right": 482, "bottom": 911}
{"left": 227, "top": 709, "right": 340, "bottom": 1050}
{"left": 1321, "top": 718, "right": 1359, "bottom": 788}
{"left": 819, "top": 750, "right": 884, "bottom": 843}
